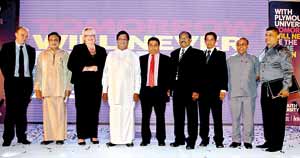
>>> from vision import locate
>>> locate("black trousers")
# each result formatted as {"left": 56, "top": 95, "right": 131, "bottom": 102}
{"left": 199, "top": 92, "right": 224, "bottom": 144}
{"left": 172, "top": 82, "right": 198, "bottom": 145}
{"left": 261, "top": 81, "right": 287, "bottom": 149}
{"left": 74, "top": 72, "right": 101, "bottom": 139}
{"left": 140, "top": 87, "right": 166, "bottom": 143}
{"left": 3, "top": 77, "right": 33, "bottom": 142}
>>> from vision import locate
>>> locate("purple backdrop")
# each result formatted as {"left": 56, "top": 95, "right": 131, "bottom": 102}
{"left": 19, "top": 0, "right": 269, "bottom": 124}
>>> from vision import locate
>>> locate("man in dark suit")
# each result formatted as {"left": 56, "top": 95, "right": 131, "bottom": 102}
{"left": 0, "top": 26, "right": 36, "bottom": 146}
{"left": 170, "top": 31, "right": 205, "bottom": 150}
{"left": 139, "top": 37, "right": 171, "bottom": 147}
{"left": 198, "top": 32, "right": 228, "bottom": 148}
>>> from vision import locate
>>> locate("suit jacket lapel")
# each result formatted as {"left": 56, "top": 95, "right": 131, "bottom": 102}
{"left": 83, "top": 44, "right": 90, "bottom": 56}
{"left": 208, "top": 48, "right": 217, "bottom": 64}
{"left": 145, "top": 54, "right": 149, "bottom": 77}
{"left": 26, "top": 44, "right": 32, "bottom": 62}
{"left": 175, "top": 49, "right": 180, "bottom": 62}
{"left": 179, "top": 46, "right": 191, "bottom": 63}
{"left": 158, "top": 54, "right": 163, "bottom": 83}
{"left": 26, "top": 44, "right": 35, "bottom": 72}
{"left": 12, "top": 43, "right": 16, "bottom": 71}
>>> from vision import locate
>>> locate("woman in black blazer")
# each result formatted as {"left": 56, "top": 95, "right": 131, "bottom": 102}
{"left": 67, "top": 27, "right": 107, "bottom": 145}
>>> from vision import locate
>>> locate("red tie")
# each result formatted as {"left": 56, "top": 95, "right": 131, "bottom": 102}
{"left": 149, "top": 54, "right": 155, "bottom": 87}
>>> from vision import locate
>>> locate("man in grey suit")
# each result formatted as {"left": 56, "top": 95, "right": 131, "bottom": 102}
{"left": 227, "top": 37, "right": 259, "bottom": 149}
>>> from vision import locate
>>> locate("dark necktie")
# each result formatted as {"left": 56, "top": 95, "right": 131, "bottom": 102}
{"left": 206, "top": 50, "right": 211, "bottom": 63}
{"left": 179, "top": 48, "right": 185, "bottom": 61}
{"left": 19, "top": 45, "right": 24, "bottom": 78}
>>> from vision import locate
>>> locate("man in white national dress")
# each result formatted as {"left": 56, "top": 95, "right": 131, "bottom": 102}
{"left": 34, "top": 32, "right": 72, "bottom": 145}
{"left": 102, "top": 30, "right": 141, "bottom": 147}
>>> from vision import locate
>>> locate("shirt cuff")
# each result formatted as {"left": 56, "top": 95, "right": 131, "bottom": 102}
{"left": 134, "top": 90, "right": 140, "bottom": 94}
{"left": 282, "top": 85, "right": 289, "bottom": 91}
{"left": 34, "top": 84, "right": 41, "bottom": 91}
{"left": 102, "top": 87, "right": 108, "bottom": 93}
{"left": 220, "top": 90, "right": 227, "bottom": 93}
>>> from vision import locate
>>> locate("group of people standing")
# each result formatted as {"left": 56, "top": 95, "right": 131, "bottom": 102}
{"left": 0, "top": 26, "right": 293, "bottom": 153}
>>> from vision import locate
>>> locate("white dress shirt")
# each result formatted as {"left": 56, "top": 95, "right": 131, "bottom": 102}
{"left": 15, "top": 42, "right": 30, "bottom": 77}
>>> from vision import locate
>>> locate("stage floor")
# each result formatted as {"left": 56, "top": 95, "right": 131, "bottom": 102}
{"left": 0, "top": 124, "right": 300, "bottom": 158}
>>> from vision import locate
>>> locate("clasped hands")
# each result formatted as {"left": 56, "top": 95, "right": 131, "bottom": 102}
{"left": 82, "top": 66, "right": 98, "bottom": 72}
{"left": 191, "top": 91, "right": 226, "bottom": 101}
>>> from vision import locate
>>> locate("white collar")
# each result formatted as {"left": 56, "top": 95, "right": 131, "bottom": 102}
{"left": 206, "top": 47, "right": 215, "bottom": 52}
{"left": 15, "top": 41, "right": 25, "bottom": 48}
{"left": 181, "top": 45, "right": 191, "bottom": 51}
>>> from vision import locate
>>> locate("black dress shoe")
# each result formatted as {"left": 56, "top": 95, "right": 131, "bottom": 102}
{"left": 2, "top": 141, "right": 11, "bottom": 147}
{"left": 170, "top": 142, "right": 185, "bottom": 147}
{"left": 257, "top": 142, "right": 269, "bottom": 148}
{"left": 199, "top": 141, "right": 209, "bottom": 147}
{"left": 106, "top": 142, "right": 116, "bottom": 147}
{"left": 186, "top": 144, "right": 195, "bottom": 150}
{"left": 229, "top": 142, "right": 241, "bottom": 148}
{"left": 40, "top": 141, "right": 54, "bottom": 145}
{"left": 244, "top": 143, "right": 252, "bottom": 149}
{"left": 78, "top": 141, "right": 86, "bottom": 145}
{"left": 266, "top": 147, "right": 281, "bottom": 152}
{"left": 56, "top": 140, "right": 64, "bottom": 145}
{"left": 18, "top": 139, "right": 31, "bottom": 145}
{"left": 158, "top": 142, "right": 165, "bottom": 146}
{"left": 126, "top": 142, "right": 134, "bottom": 147}
{"left": 90, "top": 139, "right": 99, "bottom": 144}
{"left": 140, "top": 142, "right": 149, "bottom": 146}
